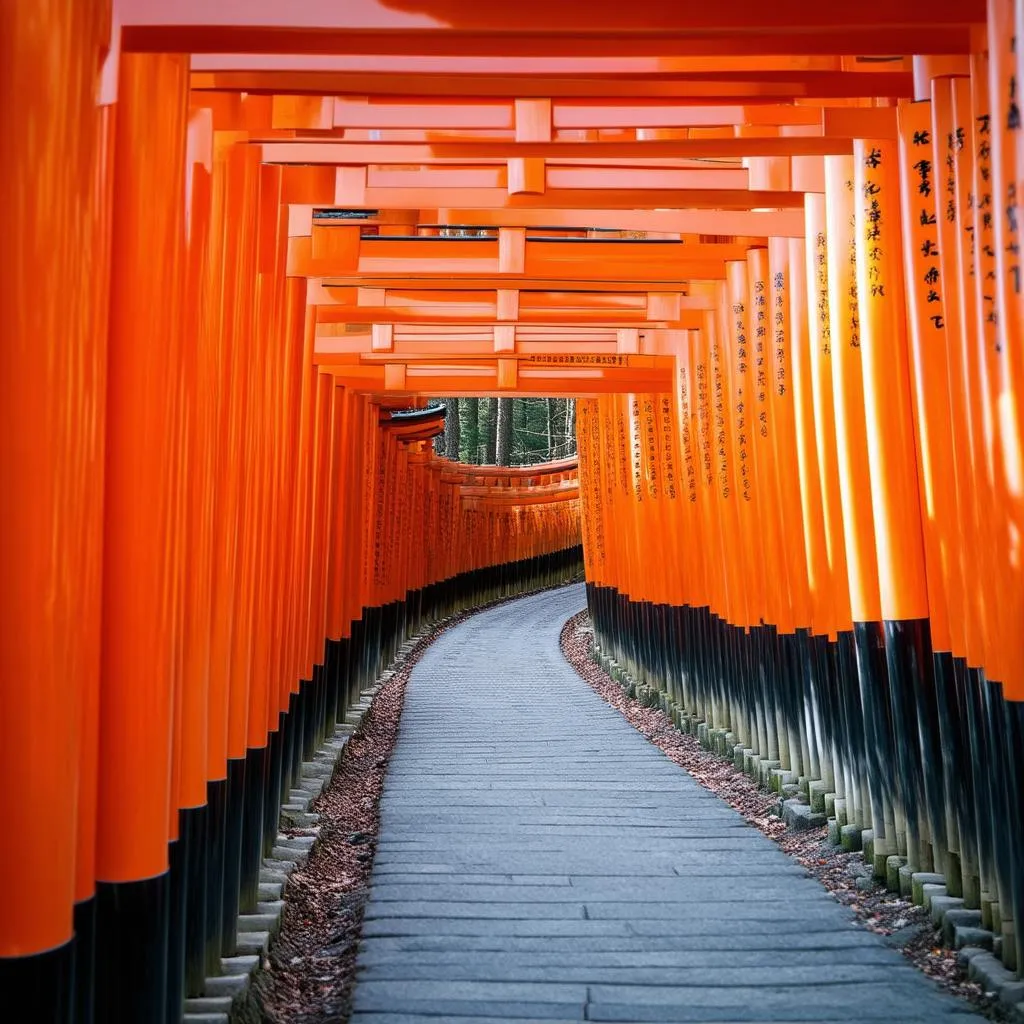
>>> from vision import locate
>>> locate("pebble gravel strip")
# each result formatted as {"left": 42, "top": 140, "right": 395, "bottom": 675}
{"left": 245, "top": 584, "right": 576, "bottom": 1024}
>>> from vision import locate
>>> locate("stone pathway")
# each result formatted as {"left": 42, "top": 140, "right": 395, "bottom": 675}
{"left": 350, "top": 585, "right": 981, "bottom": 1023}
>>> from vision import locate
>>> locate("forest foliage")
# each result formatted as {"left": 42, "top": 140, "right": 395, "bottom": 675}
{"left": 432, "top": 397, "right": 577, "bottom": 466}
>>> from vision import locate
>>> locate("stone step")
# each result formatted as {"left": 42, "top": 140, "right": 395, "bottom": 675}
{"left": 780, "top": 798, "right": 826, "bottom": 831}
{"left": 280, "top": 810, "right": 320, "bottom": 829}
{"left": 185, "top": 995, "right": 234, "bottom": 1015}
{"left": 964, "top": 949, "right": 1024, "bottom": 1006}
{"left": 220, "top": 954, "right": 259, "bottom": 976}
{"left": 204, "top": 974, "right": 249, "bottom": 997}
{"left": 277, "top": 834, "right": 316, "bottom": 851}
{"left": 235, "top": 930, "right": 270, "bottom": 955}
{"left": 263, "top": 857, "right": 298, "bottom": 874}
{"left": 238, "top": 912, "right": 280, "bottom": 933}
{"left": 929, "top": 894, "right": 963, "bottom": 925}
{"left": 954, "top": 925, "right": 995, "bottom": 951}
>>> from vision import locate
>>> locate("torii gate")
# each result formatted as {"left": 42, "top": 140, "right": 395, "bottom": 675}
{"left": 4, "top": 3, "right": 1024, "bottom": 1024}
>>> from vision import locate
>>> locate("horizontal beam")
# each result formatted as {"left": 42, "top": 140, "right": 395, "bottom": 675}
{"left": 309, "top": 234, "right": 756, "bottom": 260}
{"left": 315, "top": 323, "right": 707, "bottom": 349}
{"left": 117, "top": 0, "right": 982, "bottom": 33}
{"left": 299, "top": 266, "right": 734, "bottom": 286}
{"left": 311, "top": 284, "right": 715, "bottom": 308}
{"left": 261, "top": 137, "right": 851, "bottom": 162}
{"left": 317, "top": 275, "right": 714, "bottom": 292}
{"left": 313, "top": 309, "right": 704, "bottom": 328}
{"left": 278, "top": 182, "right": 809, "bottom": 222}
{"left": 316, "top": 350, "right": 671, "bottom": 371}
{"left": 460, "top": 489, "right": 581, "bottom": 506}
{"left": 121, "top": 1, "right": 977, "bottom": 55}
{"left": 318, "top": 362, "right": 673, "bottom": 396}
{"left": 427, "top": 206, "right": 804, "bottom": 236}
{"left": 286, "top": 202, "right": 803, "bottom": 237}
{"left": 130, "top": 27, "right": 973, "bottom": 57}
{"left": 194, "top": 54, "right": 869, "bottom": 74}
{"left": 191, "top": 69, "right": 914, "bottom": 99}
{"left": 322, "top": 100, "right": 825, "bottom": 131}
{"left": 312, "top": 284, "right": 673, "bottom": 304}
{"left": 291, "top": 228, "right": 761, "bottom": 279}
{"left": 361, "top": 164, "right": 752, "bottom": 190}
{"left": 348, "top": 187, "right": 805, "bottom": 210}
{"left": 442, "top": 456, "right": 579, "bottom": 478}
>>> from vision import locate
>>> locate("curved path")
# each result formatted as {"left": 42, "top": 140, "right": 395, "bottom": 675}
{"left": 350, "top": 585, "right": 979, "bottom": 1023}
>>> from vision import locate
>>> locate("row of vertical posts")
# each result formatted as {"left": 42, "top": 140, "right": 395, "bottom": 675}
{"left": 0, "top": 9, "right": 583, "bottom": 1021}
{"left": 579, "top": 25, "right": 1024, "bottom": 980}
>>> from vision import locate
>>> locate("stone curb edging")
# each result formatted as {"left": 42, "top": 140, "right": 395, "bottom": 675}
{"left": 187, "top": 578, "right": 583, "bottom": 1024}
{"left": 590, "top": 641, "right": 1024, "bottom": 1022}
{"left": 181, "top": 678, "right": 389, "bottom": 1024}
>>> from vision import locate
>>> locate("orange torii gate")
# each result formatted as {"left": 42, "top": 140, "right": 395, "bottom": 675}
{"left": 3, "top": 1, "right": 1024, "bottom": 1022}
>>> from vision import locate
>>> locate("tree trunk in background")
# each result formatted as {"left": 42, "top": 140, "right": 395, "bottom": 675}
{"left": 482, "top": 397, "right": 498, "bottom": 464}
{"left": 512, "top": 397, "right": 526, "bottom": 465}
{"left": 461, "top": 397, "right": 480, "bottom": 463}
{"left": 565, "top": 399, "right": 577, "bottom": 455}
{"left": 496, "top": 398, "right": 514, "bottom": 466}
{"left": 444, "top": 397, "right": 460, "bottom": 460}
{"left": 440, "top": 397, "right": 573, "bottom": 465}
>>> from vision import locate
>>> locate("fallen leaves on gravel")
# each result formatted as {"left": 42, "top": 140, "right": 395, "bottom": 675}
{"left": 251, "top": 586, "right": 566, "bottom": 1024}
{"left": 559, "top": 610, "right": 1010, "bottom": 1022}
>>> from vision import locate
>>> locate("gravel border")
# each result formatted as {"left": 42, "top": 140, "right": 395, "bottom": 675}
{"left": 249, "top": 582, "right": 581, "bottom": 1023}
{"left": 560, "top": 608, "right": 1012, "bottom": 1022}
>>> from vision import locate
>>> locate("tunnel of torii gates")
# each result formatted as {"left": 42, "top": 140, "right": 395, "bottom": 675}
{"left": 5, "top": 0, "right": 1024, "bottom": 1020}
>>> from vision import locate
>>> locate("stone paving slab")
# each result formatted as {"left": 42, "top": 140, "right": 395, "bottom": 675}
{"left": 371, "top": 858, "right": 808, "bottom": 878}
{"left": 372, "top": 840, "right": 793, "bottom": 860}
{"left": 356, "top": 947, "right": 904, "bottom": 968}
{"left": 352, "top": 1011, "right": 983, "bottom": 1019}
{"left": 372, "top": 847, "right": 797, "bottom": 867}
{"left": 367, "top": 880, "right": 829, "bottom": 903}
{"left": 351, "top": 585, "right": 981, "bottom": 1022}
{"left": 357, "top": 931, "right": 892, "bottom": 954}
{"left": 359, "top": 962, "right": 924, "bottom": 985}
{"left": 359, "top": 917, "right": 888, "bottom": 941}
{"left": 350, "top": 1016, "right": 580, "bottom": 1024}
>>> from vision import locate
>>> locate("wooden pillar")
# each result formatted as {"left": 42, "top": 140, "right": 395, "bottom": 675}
{"left": 94, "top": 51, "right": 189, "bottom": 1024}
{"left": 0, "top": 3, "right": 111, "bottom": 1020}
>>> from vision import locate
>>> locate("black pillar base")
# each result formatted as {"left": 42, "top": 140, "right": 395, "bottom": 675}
{"left": 167, "top": 832, "right": 187, "bottom": 1024}
{"left": 94, "top": 872, "right": 170, "bottom": 1024}
{"left": 72, "top": 896, "right": 96, "bottom": 1024}
{"left": 220, "top": 757, "right": 246, "bottom": 957}
{"left": 0, "top": 939, "right": 74, "bottom": 1024}
{"left": 264, "top": 724, "right": 285, "bottom": 857}
{"left": 204, "top": 778, "right": 227, "bottom": 978}
{"left": 239, "top": 745, "right": 269, "bottom": 915}
{"left": 182, "top": 804, "right": 208, "bottom": 997}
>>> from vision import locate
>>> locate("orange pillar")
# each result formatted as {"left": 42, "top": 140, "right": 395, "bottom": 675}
{"left": 854, "top": 134, "right": 940, "bottom": 869}
{"left": 176, "top": 105, "right": 218, "bottom": 998}
{"left": 824, "top": 154, "right": 882, "bottom": 840}
{"left": 0, "top": 2, "right": 111, "bottom": 1015}
{"left": 983, "top": 0, "right": 1024, "bottom": 966}
{"left": 95, "top": 51, "right": 189, "bottom": 1024}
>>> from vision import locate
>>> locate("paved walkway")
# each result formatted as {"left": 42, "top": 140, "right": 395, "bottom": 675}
{"left": 350, "top": 585, "right": 980, "bottom": 1023}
